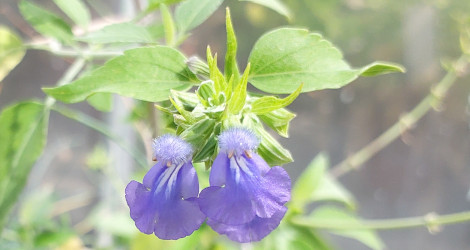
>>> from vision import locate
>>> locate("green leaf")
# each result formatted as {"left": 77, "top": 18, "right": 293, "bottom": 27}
{"left": 224, "top": 8, "right": 240, "bottom": 84}
{"left": 77, "top": 22, "right": 153, "bottom": 44}
{"left": 239, "top": 0, "right": 291, "bottom": 20}
{"left": 0, "top": 102, "right": 49, "bottom": 232}
{"left": 87, "top": 93, "right": 113, "bottom": 112}
{"left": 312, "top": 171, "right": 356, "bottom": 210}
{"left": 290, "top": 153, "right": 328, "bottom": 212}
{"left": 175, "top": 0, "right": 225, "bottom": 34}
{"left": 160, "top": 4, "right": 176, "bottom": 46}
{"left": 256, "top": 224, "right": 333, "bottom": 250}
{"left": 53, "top": 0, "right": 90, "bottom": 28}
{"left": 309, "top": 206, "right": 385, "bottom": 250}
{"left": 248, "top": 28, "right": 404, "bottom": 94}
{"left": 226, "top": 64, "right": 250, "bottom": 114}
{"left": 251, "top": 83, "right": 302, "bottom": 114}
{"left": 146, "top": 24, "right": 165, "bottom": 41}
{"left": 43, "top": 46, "right": 197, "bottom": 103}
{"left": 359, "top": 61, "right": 405, "bottom": 77}
{"left": 0, "top": 26, "right": 25, "bottom": 82}
{"left": 19, "top": 0, "right": 73, "bottom": 43}
{"left": 258, "top": 108, "right": 295, "bottom": 138}
{"left": 290, "top": 153, "right": 356, "bottom": 211}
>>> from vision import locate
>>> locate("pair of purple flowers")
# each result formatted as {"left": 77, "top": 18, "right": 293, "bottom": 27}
{"left": 125, "top": 128, "right": 291, "bottom": 243}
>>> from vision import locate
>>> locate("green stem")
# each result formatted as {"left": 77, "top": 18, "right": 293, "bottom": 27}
{"left": 330, "top": 56, "right": 468, "bottom": 178}
{"left": 51, "top": 104, "right": 149, "bottom": 169}
{"left": 291, "top": 211, "right": 470, "bottom": 231}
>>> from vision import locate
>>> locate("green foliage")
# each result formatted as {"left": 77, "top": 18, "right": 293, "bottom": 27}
{"left": 175, "top": 0, "right": 225, "bottom": 35}
{"left": 291, "top": 154, "right": 329, "bottom": 212}
{"left": 0, "top": 102, "right": 49, "bottom": 232}
{"left": 43, "top": 46, "right": 198, "bottom": 103}
{"left": 87, "top": 93, "right": 113, "bottom": 112}
{"left": 248, "top": 28, "right": 404, "bottom": 94}
{"left": 0, "top": 26, "right": 25, "bottom": 82}
{"left": 239, "top": 0, "right": 292, "bottom": 20}
{"left": 255, "top": 224, "right": 333, "bottom": 250}
{"left": 291, "top": 154, "right": 356, "bottom": 212}
{"left": 53, "top": 0, "right": 90, "bottom": 28}
{"left": 308, "top": 206, "right": 385, "bottom": 250}
{"left": 77, "top": 22, "right": 154, "bottom": 44}
{"left": 251, "top": 83, "right": 303, "bottom": 114}
{"left": 19, "top": 0, "right": 73, "bottom": 43}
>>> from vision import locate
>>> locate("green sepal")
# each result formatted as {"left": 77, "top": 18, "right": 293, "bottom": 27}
{"left": 179, "top": 118, "right": 216, "bottom": 161}
{"left": 251, "top": 83, "right": 302, "bottom": 114}
{"left": 243, "top": 114, "right": 293, "bottom": 166}
{"left": 169, "top": 97, "right": 203, "bottom": 125}
{"left": 197, "top": 80, "right": 217, "bottom": 107}
{"left": 192, "top": 122, "right": 221, "bottom": 163}
{"left": 160, "top": 3, "right": 176, "bottom": 46}
{"left": 206, "top": 46, "right": 226, "bottom": 95}
{"left": 258, "top": 107, "right": 295, "bottom": 138}
{"left": 170, "top": 90, "right": 199, "bottom": 111}
{"left": 224, "top": 8, "right": 240, "bottom": 85}
{"left": 187, "top": 56, "right": 210, "bottom": 80}
{"left": 226, "top": 64, "right": 251, "bottom": 115}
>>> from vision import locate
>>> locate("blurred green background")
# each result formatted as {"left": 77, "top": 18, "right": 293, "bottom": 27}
{"left": 1, "top": 0, "right": 469, "bottom": 249}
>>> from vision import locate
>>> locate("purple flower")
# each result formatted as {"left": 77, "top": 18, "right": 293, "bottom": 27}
{"left": 198, "top": 128, "right": 291, "bottom": 242}
{"left": 125, "top": 134, "right": 205, "bottom": 240}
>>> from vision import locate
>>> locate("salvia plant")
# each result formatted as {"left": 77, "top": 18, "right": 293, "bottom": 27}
{"left": 1, "top": 0, "right": 470, "bottom": 249}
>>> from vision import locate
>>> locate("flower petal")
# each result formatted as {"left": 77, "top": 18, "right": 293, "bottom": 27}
{"left": 154, "top": 198, "right": 205, "bottom": 240}
{"left": 207, "top": 206, "right": 287, "bottom": 243}
{"left": 209, "top": 153, "right": 230, "bottom": 186}
{"left": 252, "top": 166, "right": 291, "bottom": 218}
{"left": 247, "top": 154, "right": 270, "bottom": 175}
{"left": 125, "top": 180, "right": 155, "bottom": 234}
{"left": 127, "top": 161, "right": 205, "bottom": 239}
{"left": 198, "top": 186, "right": 255, "bottom": 225}
{"left": 178, "top": 162, "right": 200, "bottom": 199}
{"left": 143, "top": 161, "right": 165, "bottom": 189}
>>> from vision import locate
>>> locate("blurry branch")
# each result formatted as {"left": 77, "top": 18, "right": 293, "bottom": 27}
{"left": 291, "top": 210, "right": 470, "bottom": 232}
{"left": 51, "top": 104, "right": 148, "bottom": 169}
{"left": 45, "top": 58, "right": 86, "bottom": 108}
{"left": 330, "top": 55, "right": 469, "bottom": 178}
{"left": 51, "top": 192, "right": 94, "bottom": 217}
{"left": 24, "top": 17, "right": 131, "bottom": 59}
{"left": 26, "top": 43, "right": 123, "bottom": 58}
